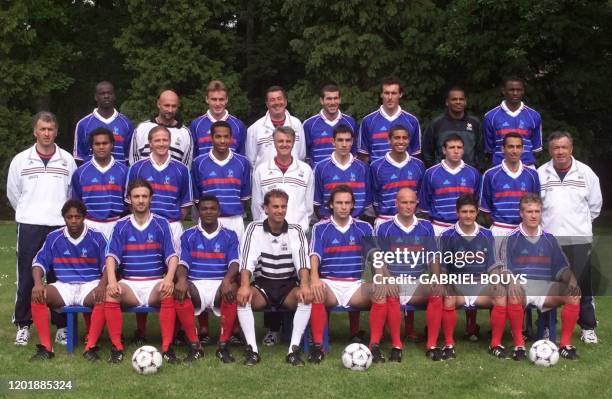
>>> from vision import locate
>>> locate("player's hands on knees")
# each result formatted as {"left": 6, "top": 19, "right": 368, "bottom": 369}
{"left": 236, "top": 285, "right": 252, "bottom": 307}
{"left": 297, "top": 284, "right": 312, "bottom": 304}
{"left": 106, "top": 282, "right": 121, "bottom": 298}
{"left": 159, "top": 277, "right": 174, "bottom": 298}
{"left": 220, "top": 278, "right": 236, "bottom": 303}
{"left": 372, "top": 282, "right": 386, "bottom": 301}
{"left": 387, "top": 282, "right": 400, "bottom": 298}
{"left": 430, "top": 282, "right": 444, "bottom": 297}
{"left": 174, "top": 277, "right": 188, "bottom": 302}
{"left": 566, "top": 280, "right": 581, "bottom": 298}
{"left": 31, "top": 283, "right": 46, "bottom": 303}
{"left": 92, "top": 283, "right": 106, "bottom": 304}
{"left": 310, "top": 277, "right": 325, "bottom": 303}
{"left": 508, "top": 282, "right": 524, "bottom": 298}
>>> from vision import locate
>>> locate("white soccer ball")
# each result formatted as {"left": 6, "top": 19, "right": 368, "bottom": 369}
{"left": 132, "top": 345, "right": 163, "bottom": 375}
{"left": 529, "top": 339, "right": 559, "bottom": 367}
{"left": 342, "top": 343, "right": 372, "bottom": 371}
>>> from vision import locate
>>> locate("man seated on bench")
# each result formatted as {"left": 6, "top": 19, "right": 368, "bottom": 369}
{"left": 30, "top": 200, "right": 107, "bottom": 361}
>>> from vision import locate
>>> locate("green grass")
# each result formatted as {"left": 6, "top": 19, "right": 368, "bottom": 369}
{"left": 1, "top": 223, "right": 612, "bottom": 398}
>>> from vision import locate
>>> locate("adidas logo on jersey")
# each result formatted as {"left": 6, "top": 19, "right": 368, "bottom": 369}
{"left": 332, "top": 175, "right": 340, "bottom": 181}
{"left": 332, "top": 238, "right": 340, "bottom": 244}
{"left": 128, "top": 236, "right": 137, "bottom": 242}
{"left": 503, "top": 183, "right": 510, "bottom": 189}
{"left": 91, "top": 177, "right": 99, "bottom": 183}
{"left": 64, "top": 250, "right": 71, "bottom": 255}
{"left": 322, "top": 131, "right": 328, "bottom": 136}
{"left": 443, "top": 179, "right": 450, "bottom": 185}
{"left": 502, "top": 122, "right": 510, "bottom": 127}
{"left": 209, "top": 171, "right": 217, "bottom": 176}
{"left": 197, "top": 244, "right": 204, "bottom": 249}
{"left": 390, "top": 174, "right": 397, "bottom": 180}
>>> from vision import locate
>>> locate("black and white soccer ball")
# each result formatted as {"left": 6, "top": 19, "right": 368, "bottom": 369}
{"left": 132, "top": 345, "right": 163, "bottom": 375}
{"left": 529, "top": 339, "right": 559, "bottom": 367}
{"left": 342, "top": 343, "right": 372, "bottom": 371}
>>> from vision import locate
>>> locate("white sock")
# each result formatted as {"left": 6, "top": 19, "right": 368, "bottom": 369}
{"left": 289, "top": 302, "right": 312, "bottom": 353}
{"left": 237, "top": 304, "right": 258, "bottom": 353}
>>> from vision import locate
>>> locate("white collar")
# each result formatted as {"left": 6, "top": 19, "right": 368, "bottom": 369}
{"left": 331, "top": 152, "right": 354, "bottom": 170}
{"left": 330, "top": 216, "right": 353, "bottom": 234}
{"left": 379, "top": 105, "right": 402, "bottom": 121}
{"left": 501, "top": 159, "right": 524, "bottom": 178}
{"left": 500, "top": 101, "right": 525, "bottom": 118}
{"left": 93, "top": 108, "right": 119, "bottom": 124}
{"left": 454, "top": 222, "right": 480, "bottom": 237}
{"left": 149, "top": 154, "right": 172, "bottom": 171}
{"left": 384, "top": 152, "right": 410, "bottom": 168}
{"left": 441, "top": 159, "right": 465, "bottom": 175}
{"left": 264, "top": 110, "right": 294, "bottom": 129}
{"left": 393, "top": 214, "right": 418, "bottom": 234}
{"left": 209, "top": 149, "right": 233, "bottom": 166}
{"left": 206, "top": 109, "right": 229, "bottom": 122}
{"left": 519, "top": 223, "right": 542, "bottom": 241}
{"left": 198, "top": 222, "right": 222, "bottom": 239}
{"left": 63, "top": 225, "right": 88, "bottom": 246}
{"left": 130, "top": 213, "right": 153, "bottom": 231}
{"left": 319, "top": 109, "right": 342, "bottom": 126}
{"left": 91, "top": 156, "right": 115, "bottom": 173}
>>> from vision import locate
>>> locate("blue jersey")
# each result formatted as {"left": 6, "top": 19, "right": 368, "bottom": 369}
{"left": 71, "top": 158, "right": 128, "bottom": 221}
{"left": 191, "top": 151, "right": 251, "bottom": 217}
{"left": 313, "top": 154, "right": 371, "bottom": 218}
{"left": 303, "top": 111, "right": 358, "bottom": 166}
{"left": 310, "top": 218, "right": 374, "bottom": 280}
{"left": 107, "top": 214, "right": 177, "bottom": 279}
{"left": 370, "top": 154, "right": 425, "bottom": 216}
{"left": 375, "top": 216, "right": 437, "bottom": 277}
{"left": 33, "top": 226, "right": 106, "bottom": 283}
{"left": 358, "top": 106, "right": 421, "bottom": 160}
{"left": 420, "top": 161, "right": 481, "bottom": 223}
{"left": 439, "top": 224, "right": 496, "bottom": 276}
{"left": 127, "top": 157, "right": 192, "bottom": 222}
{"left": 73, "top": 109, "right": 134, "bottom": 162}
{"left": 483, "top": 102, "right": 542, "bottom": 165}
{"left": 479, "top": 162, "right": 540, "bottom": 225}
{"left": 501, "top": 226, "right": 568, "bottom": 281}
{"left": 189, "top": 111, "right": 247, "bottom": 157}
{"left": 179, "top": 224, "right": 239, "bottom": 280}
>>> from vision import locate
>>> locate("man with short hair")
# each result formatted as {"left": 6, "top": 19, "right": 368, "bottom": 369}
{"left": 303, "top": 84, "right": 358, "bottom": 166}
{"left": 7, "top": 111, "right": 77, "bottom": 346}
{"left": 246, "top": 86, "right": 306, "bottom": 168}
{"left": 74, "top": 81, "right": 134, "bottom": 163}
{"left": 538, "top": 131, "right": 602, "bottom": 344}
{"left": 190, "top": 80, "right": 247, "bottom": 157}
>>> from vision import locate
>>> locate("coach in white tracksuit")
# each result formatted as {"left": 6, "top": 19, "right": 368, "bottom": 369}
{"left": 538, "top": 131, "right": 602, "bottom": 344}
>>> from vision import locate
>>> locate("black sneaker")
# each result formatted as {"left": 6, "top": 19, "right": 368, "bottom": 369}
{"left": 163, "top": 347, "right": 181, "bottom": 364}
{"left": 286, "top": 345, "right": 305, "bottom": 367}
{"left": 198, "top": 332, "right": 211, "bottom": 346}
{"left": 560, "top": 345, "right": 578, "bottom": 360}
{"left": 243, "top": 345, "right": 260, "bottom": 366}
{"left": 308, "top": 343, "right": 325, "bottom": 364}
{"left": 229, "top": 333, "right": 245, "bottom": 346}
{"left": 370, "top": 344, "right": 386, "bottom": 363}
{"left": 30, "top": 344, "right": 54, "bottom": 361}
{"left": 389, "top": 347, "right": 402, "bottom": 362}
{"left": 215, "top": 342, "right": 235, "bottom": 363}
{"left": 442, "top": 345, "right": 456, "bottom": 360}
{"left": 488, "top": 345, "right": 507, "bottom": 359}
{"left": 350, "top": 330, "right": 367, "bottom": 344}
{"left": 425, "top": 347, "right": 444, "bottom": 361}
{"left": 130, "top": 330, "right": 147, "bottom": 346}
{"left": 183, "top": 342, "right": 203, "bottom": 363}
{"left": 108, "top": 346, "right": 124, "bottom": 364}
{"left": 512, "top": 346, "right": 527, "bottom": 361}
{"left": 83, "top": 346, "right": 100, "bottom": 362}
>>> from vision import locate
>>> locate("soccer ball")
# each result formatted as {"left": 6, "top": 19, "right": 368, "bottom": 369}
{"left": 132, "top": 345, "right": 163, "bottom": 375}
{"left": 529, "top": 339, "right": 559, "bottom": 367}
{"left": 342, "top": 343, "right": 372, "bottom": 371}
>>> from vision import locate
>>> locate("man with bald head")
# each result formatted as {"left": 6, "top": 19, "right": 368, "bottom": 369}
{"left": 129, "top": 90, "right": 193, "bottom": 167}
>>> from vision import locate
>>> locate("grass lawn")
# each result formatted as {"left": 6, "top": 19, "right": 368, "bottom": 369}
{"left": 0, "top": 220, "right": 611, "bottom": 398}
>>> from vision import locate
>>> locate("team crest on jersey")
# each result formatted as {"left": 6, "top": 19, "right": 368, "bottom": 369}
{"left": 349, "top": 235, "right": 356, "bottom": 246}
{"left": 147, "top": 233, "right": 155, "bottom": 243}
{"left": 460, "top": 178, "right": 467, "bottom": 186}
{"left": 227, "top": 169, "right": 234, "bottom": 178}
{"left": 175, "top": 137, "right": 181, "bottom": 146}
{"left": 214, "top": 243, "right": 221, "bottom": 253}
{"left": 519, "top": 121, "right": 525, "bottom": 129}
{"left": 413, "top": 236, "right": 421, "bottom": 244}
{"left": 109, "top": 175, "right": 115, "bottom": 184}
{"left": 406, "top": 171, "right": 412, "bottom": 179}
{"left": 466, "top": 123, "right": 473, "bottom": 131}
{"left": 164, "top": 176, "right": 171, "bottom": 185}
{"left": 520, "top": 182, "right": 526, "bottom": 191}
{"left": 114, "top": 127, "right": 120, "bottom": 134}
{"left": 81, "top": 248, "right": 88, "bottom": 257}
{"left": 281, "top": 241, "right": 288, "bottom": 251}
{"left": 350, "top": 173, "right": 356, "bottom": 182}
{"left": 298, "top": 171, "right": 304, "bottom": 178}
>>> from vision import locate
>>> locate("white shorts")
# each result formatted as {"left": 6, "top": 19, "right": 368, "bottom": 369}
{"left": 523, "top": 279, "right": 554, "bottom": 311}
{"left": 322, "top": 278, "right": 362, "bottom": 308}
{"left": 374, "top": 215, "right": 393, "bottom": 229}
{"left": 432, "top": 220, "right": 453, "bottom": 237}
{"left": 169, "top": 221, "right": 184, "bottom": 251}
{"left": 219, "top": 215, "right": 245, "bottom": 241}
{"left": 51, "top": 280, "right": 100, "bottom": 306}
{"left": 120, "top": 279, "right": 162, "bottom": 307}
{"left": 491, "top": 222, "right": 518, "bottom": 255}
{"left": 85, "top": 219, "right": 116, "bottom": 240}
{"left": 192, "top": 279, "right": 222, "bottom": 316}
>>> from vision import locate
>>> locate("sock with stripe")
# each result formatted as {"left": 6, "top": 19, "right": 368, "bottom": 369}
{"left": 31, "top": 302, "right": 52, "bottom": 352}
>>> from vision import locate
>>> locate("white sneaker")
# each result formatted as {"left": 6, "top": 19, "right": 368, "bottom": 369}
{"left": 55, "top": 327, "right": 68, "bottom": 346}
{"left": 580, "top": 329, "right": 598, "bottom": 344}
{"left": 15, "top": 325, "right": 30, "bottom": 346}
{"left": 262, "top": 329, "right": 280, "bottom": 346}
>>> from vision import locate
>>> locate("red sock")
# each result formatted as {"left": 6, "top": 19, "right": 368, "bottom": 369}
{"left": 368, "top": 302, "right": 387, "bottom": 346}
{"left": 386, "top": 297, "right": 402, "bottom": 348}
{"left": 232, "top": 317, "right": 241, "bottom": 335}
{"left": 442, "top": 306, "right": 457, "bottom": 346}
{"left": 490, "top": 305, "right": 507, "bottom": 347}
{"left": 31, "top": 302, "right": 52, "bottom": 352}
{"left": 136, "top": 313, "right": 147, "bottom": 337}
{"left": 425, "top": 296, "right": 443, "bottom": 349}
{"left": 507, "top": 304, "right": 525, "bottom": 347}
{"left": 560, "top": 304, "right": 580, "bottom": 347}
{"left": 219, "top": 299, "right": 238, "bottom": 343}
{"left": 349, "top": 311, "right": 360, "bottom": 336}
{"left": 174, "top": 299, "right": 198, "bottom": 344}
{"left": 404, "top": 311, "right": 415, "bottom": 335}
{"left": 310, "top": 303, "right": 327, "bottom": 345}
{"left": 84, "top": 303, "right": 106, "bottom": 350}
{"left": 159, "top": 297, "right": 176, "bottom": 352}
{"left": 198, "top": 312, "right": 209, "bottom": 334}
{"left": 465, "top": 308, "right": 477, "bottom": 331}
{"left": 104, "top": 301, "right": 123, "bottom": 350}
{"left": 83, "top": 313, "right": 91, "bottom": 334}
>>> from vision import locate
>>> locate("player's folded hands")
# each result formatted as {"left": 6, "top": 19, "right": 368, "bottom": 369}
{"left": 310, "top": 278, "right": 325, "bottom": 303}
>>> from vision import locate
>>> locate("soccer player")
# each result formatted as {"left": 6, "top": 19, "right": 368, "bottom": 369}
{"left": 29, "top": 200, "right": 107, "bottom": 360}
{"left": 438, "top": 194, "right": 508, "bottom": 359}
{"left": 483, "top": 77, "right": 542, "bottom": 166}
{"left": 189, "top": 80, "right": 247, "bottom": 157}
{"left": 538, "top": 131, "right": 602, "bottom": 344}
{"left": 237, "top": 189, "right": 312, "bottom": 366}
{"left": 7, "top": 111, "right": 77, "bottom": 346}
{"left": 374, "top": 188, "right": 445, "bottom": 362}
{"left": 251, "top": 126, "right": 314, "bottom": 233}
{"left": 499, "top": 194, "right": 581, "bottom": 360}
{"left": 129, "top": 90, "right": 193, "bottom": 166}
{"left": 192, "top": 120, "right": 251, "bottom": 240}
{"left": 303, "top": 84, "right": 358, "bottom": 166}
{"left": 422, "top": 87, "right": 481, "bottom": 168}
{"left": 175, "top": 195, "right": 240, "bottom": 363}
{"left": 420, "top": 134, "right": 481, "bottom": 236}
{"left": 358, "top": 76, "right": 421, "bottom": 162}
{"left": 74, "top": 81, "right": 134, "bottom": 163}
{"left": 246, "top": 86, "right": 306, "bottom": 168}
{"left": 313, "top": 124, "right": 370, "bottom": 219}
{"left": 308, "top": 186, "right": 375, "bottom": 363}
{"left": 72, "top": 127, "right": 128, "bottom": 239}
{"left": 102, "top": 179, "right": 199, "bottom": 363}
